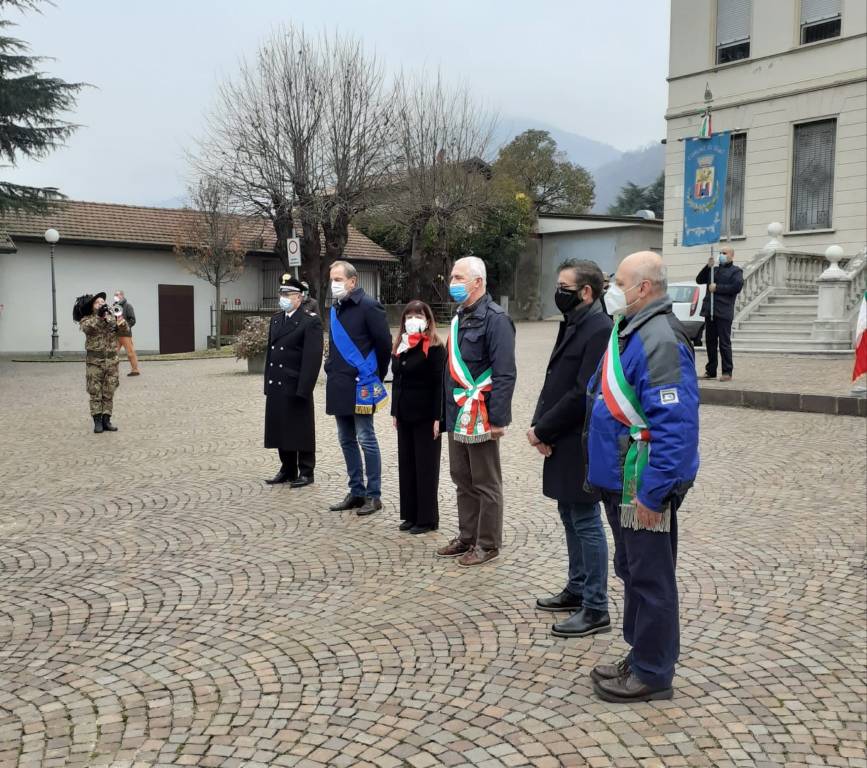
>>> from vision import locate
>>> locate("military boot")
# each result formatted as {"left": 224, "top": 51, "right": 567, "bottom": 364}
{"left": 93, "top": 414, "right": 104, "bottom": 433}
{"left": 102, "top": 414, "right": 118, "bottom": 432}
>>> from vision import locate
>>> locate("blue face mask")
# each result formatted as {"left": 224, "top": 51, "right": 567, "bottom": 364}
{"left": 718, "top": 254, "right": 728, "bottom": 266}
{"left": 449, "top": 283, "right": 469, "bottom": 303}
{"left": 278, "top": 295, "right": 295, "bottom": 311}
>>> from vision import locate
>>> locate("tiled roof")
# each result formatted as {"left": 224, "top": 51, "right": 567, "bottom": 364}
{"left": 0, "top": 200, "right": 397, "bottom": 262}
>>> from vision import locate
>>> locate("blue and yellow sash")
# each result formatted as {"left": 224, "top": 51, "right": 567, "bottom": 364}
{"left": 330, "top": 306, "right": 388, "bottom": 414}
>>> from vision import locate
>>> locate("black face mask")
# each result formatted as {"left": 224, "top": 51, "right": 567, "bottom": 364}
{"left": 554, "top": 288, "right": 581, "bottom": 314}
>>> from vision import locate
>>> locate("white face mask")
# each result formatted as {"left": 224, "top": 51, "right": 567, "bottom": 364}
{"left": 604, "top": 283, "right": 641, "bottom": 316}
{"left": 278, "top": 295, "right": 296, "bottom": 311}
{"left": 331, "top": 281, "right": 348, "bottom": 300}
{"left": 113, "top": 295, "right": 121, "bottom": 304}
{"left": 405, "top": 317, "right": 428, "bottom": 335}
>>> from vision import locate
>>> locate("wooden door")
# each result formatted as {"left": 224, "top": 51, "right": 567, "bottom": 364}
{"left": 157, "top": 284, "right": 194, "bottom": 354}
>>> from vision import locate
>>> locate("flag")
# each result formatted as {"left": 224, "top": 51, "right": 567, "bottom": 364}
{"left": 698, "top": 109, "right": 712, "bottom": 139}
{"left": 853, "top": 291, "right": 867, "bottom": 381}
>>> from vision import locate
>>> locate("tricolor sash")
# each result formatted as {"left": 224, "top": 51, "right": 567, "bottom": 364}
{"left": 330, "top": 306, "right": 388, "bottom": 414}
{"left": 448, "top": 315, "right": 493, "bottom": 443}
{"left": 600, "top": 324, "right": 669, "bottom": 532}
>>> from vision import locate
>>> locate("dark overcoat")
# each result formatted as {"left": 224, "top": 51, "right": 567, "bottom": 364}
{"left": 696, "top": 262, "right": 744, "bottom": 321}
{"left": 324, "top": 288, "right": 392, "bottom": 416}
{"left": 391, "top": 343, "right": 446, "bottom": 423}
{"left": 531, "top": 302, "right": 612, "bottom": 503}
{"left": 263, "top": 308, "right": 324, "bottom": 451}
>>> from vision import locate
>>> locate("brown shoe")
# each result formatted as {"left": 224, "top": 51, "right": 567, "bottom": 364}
{"left": 457, "top": 546, "right": 499, "bottom": 567}
{"left": 436, "top": 538, "right": 472, "bottom": 558}
{"left": 719, "top": 374, "right": 732, "bottom": 382}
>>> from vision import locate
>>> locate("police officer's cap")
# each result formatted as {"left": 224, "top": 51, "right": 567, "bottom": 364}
{"left": 278, "top": 274, "right": 304, "bottom": 293}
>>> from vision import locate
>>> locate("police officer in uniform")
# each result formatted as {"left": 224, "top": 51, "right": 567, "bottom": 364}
{"left": 264, "top": 275, "right": 324, "bottom": 487}
{"left": 74, "top": 292, "right": 123, "bottom": 433}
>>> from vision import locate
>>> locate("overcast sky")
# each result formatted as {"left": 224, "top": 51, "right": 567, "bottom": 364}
{"left": 5, "top": 0, "right": 670, "bottom": 207}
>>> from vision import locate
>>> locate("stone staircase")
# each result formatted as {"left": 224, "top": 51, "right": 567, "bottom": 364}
{"left": 733, "top": 291, "right": 851, "bottom": 352}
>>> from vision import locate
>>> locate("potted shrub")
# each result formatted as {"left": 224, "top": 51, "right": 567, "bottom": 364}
{"left": 234, "top": 316, "right": 270, "bottom": 374}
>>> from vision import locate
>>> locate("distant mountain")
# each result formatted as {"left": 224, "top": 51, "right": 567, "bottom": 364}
{"left": 590, "top": 143, "right": 665, "bottom": 213}
{"left": 493, "top": 117, "right": 622, "bottom": 171}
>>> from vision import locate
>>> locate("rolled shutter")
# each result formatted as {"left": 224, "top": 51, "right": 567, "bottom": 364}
{"left": 717, "top": 0, "right": 752, "bottom": 45}
{"left": 801, "top": 0, "right": 840, "bottom": 24}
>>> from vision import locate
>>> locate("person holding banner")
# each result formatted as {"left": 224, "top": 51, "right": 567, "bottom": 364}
{"left": 325, "top": 260, "right": 392, "bottom": 517}
{"left": 696, "top": 245, "right": 743, "bottom": 381}
{"left": 436, "top": 256, "right": 516, "bottom": 567}
{"left": 587, "top": 250, "right": 699, "bottom": 703}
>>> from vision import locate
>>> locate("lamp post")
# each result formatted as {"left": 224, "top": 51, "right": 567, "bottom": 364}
{"left": 44, "top": 228, "right": 60, "bottom": 357}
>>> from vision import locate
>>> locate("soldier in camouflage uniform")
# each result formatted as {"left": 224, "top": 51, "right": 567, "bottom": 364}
{"left": 74, "top": 292, "right": 124, "bottom": 433}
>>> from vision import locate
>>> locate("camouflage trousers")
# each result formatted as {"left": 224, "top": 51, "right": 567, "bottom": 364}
{"left": 86, "top": 358, "right": 119, "bottom": 416}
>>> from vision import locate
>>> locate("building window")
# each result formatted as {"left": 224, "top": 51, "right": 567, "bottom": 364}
{"left": 723, "top": 133, "right": 747, "bottom": 237}
{"left": 716, "top": 0, "right": 751, "bottom": 64}
{"left": 801, "top": 0, "right": 841, "bottom": 44}
{"left": 790, "top": 119, "right": 836, "bottom": 231}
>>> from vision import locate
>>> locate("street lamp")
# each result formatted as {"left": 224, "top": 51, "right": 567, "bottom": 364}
{"left": 44, "top": 228, "right": 60, "bottom": 357}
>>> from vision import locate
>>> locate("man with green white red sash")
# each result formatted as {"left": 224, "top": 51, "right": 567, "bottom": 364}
{"left": 436, "top": 256, "right": 516, "bottom": 567}
{"left": 586, "top": 251, "right": 699, "bottom": 703}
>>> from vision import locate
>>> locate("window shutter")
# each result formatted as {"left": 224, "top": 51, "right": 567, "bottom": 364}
{"left": 801, "top": 0, "right": 840, "bottom": 24}
{"left": 790, "top": 120, "right": 836, "bottom": 231}
{"left": 723, "top": 133, "right": 747, "bottom": 237}
{"left": 717, "top": 0, "right": 752, "bottom": 45}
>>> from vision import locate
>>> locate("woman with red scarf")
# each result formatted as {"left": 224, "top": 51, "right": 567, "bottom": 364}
{"left": 391, "top": 300, "right": 446, "bottom": 534}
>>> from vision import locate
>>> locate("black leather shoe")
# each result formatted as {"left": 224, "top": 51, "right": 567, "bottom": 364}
{"left": 536, "top": 589, "right": 583, "bottom": 613}
{"left": 329, "top": 494, "right": 366, "bottom": 511}
{"left": 551, "top": 607, "right": 611, "bottom": 638}
{"left": 593, "top": 671, "right": 673, "bottom": 703}
{"left": 289, "top": 475, "right": 314, "bottom": 488}
{"left": 399, "top": 521, "right": 414, "bottom": 531}
{"left": 409, "top": 525, "right": 434, "bottom": 535}
{"left": 93, "top": 414, "right": 103, "bottom": 433}
{"left": 590, "top": 657, "right": 630, "bottom": 685}
{"left": 101, "top": 414, "right": 118, "bottom": 432}
{"left": 356, "top": 498, "right": 383, "bottom": 516}
{"left": 266, "top": 470, "right": 293, "bottom": 485}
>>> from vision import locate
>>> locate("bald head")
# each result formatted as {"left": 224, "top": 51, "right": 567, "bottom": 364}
{"left": 613, "top": 251, "right": 668, "bottom": 317}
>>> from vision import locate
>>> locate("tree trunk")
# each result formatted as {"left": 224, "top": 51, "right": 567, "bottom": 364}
{"left": 272, "top": 195, "right": 294, "bottom": 273}
{"left": 215, "top": 283, "right": 221, "bottom": 351}
{"left": 408, "top": 215, "right": 430, "bottom": 300}
{"left": 295, "top": 187, "right": 325, "bottom": 315}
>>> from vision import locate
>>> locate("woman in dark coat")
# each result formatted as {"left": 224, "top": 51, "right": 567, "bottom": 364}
{"left": 264, "top": 276, "right": 324, "bottom": 487}
{"left": 390, "top": 300, "right": 446, "bottom": 534}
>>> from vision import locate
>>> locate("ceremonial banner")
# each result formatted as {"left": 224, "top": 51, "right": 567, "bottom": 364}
{"left": 682, "top": 132, "right": 730, "bottom": 247}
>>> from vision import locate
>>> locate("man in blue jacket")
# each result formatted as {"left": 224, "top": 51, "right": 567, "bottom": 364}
{"left": 587, "top": 250, "right": 699, "bottom": 703}
{"left": 325, "top": 260, "right": 393, "bottom": 517}
{"left": 696, "top": 245, "right": 744, "bottom": 381}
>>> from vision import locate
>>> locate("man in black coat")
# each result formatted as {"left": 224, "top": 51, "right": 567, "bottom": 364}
{"left": 696, "top": 245, "right": 744, "bottom": 381}
{"left": 264, "top": 276, "right": 324, "bottom": 487}
{"left": 325, "top": 260, "right": 393, "bottom": 517}
{"left": 527, "top": 259, "right": 613, "bottom": 637}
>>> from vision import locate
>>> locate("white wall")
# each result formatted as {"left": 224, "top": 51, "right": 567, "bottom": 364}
{"left": 0, "top": 243, "right": 266, "bottom": 354}
{"left": 664, "top": 0, "right": 867, "bottom": 280}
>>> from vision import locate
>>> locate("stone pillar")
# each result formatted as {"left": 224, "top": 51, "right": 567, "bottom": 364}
{"left": 763, "top": 223, "right": 788, "bottom": 289}
{"left": 812, "top": 245, "right": 852, "bottom": 344}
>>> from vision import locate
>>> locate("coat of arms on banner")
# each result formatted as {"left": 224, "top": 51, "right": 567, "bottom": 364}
{"left": 694, "top": 156, "right": 715, "bottom": 199}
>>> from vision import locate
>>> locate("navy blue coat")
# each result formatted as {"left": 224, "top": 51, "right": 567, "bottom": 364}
{"left": 531, "top": 302, "right": 612, "bottom": 503}
{"left": 324, "top": 288, "right": 392, "bottom": 416}
{"left": 696, "top": 262, "right": 744, "bottom": 321}
{"left": 443, "top": 294, "right": 516, "bottom": 431}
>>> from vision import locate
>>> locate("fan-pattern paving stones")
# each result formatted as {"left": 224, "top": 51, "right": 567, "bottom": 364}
{"left": 0, "top": 322, "right": 865, "bottom": 768}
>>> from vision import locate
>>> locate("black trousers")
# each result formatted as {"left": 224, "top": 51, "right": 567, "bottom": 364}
{"left": 397, "top": 419, "right": 441, "bottom": 528}
{"left": 704, "top": 316, "right": 733, "bottom": 376}
{"left": 278, "top": 448, "right": 315, "bottom": 479}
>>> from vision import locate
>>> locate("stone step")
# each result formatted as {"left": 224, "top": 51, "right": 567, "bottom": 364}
{"left": 748, "top": 306, "right": 817, "bottom": 316}
{"left": 738, "top": 320, "right": 815, "bottom": 331}
{"left": 733, "top": 339, "right": 852, "bottom": 352}
{"left": 734, "top": 329, "right": 814, "bottom": 340}
{"left": 765, "top": 296, "right": 819, "bottom": 306}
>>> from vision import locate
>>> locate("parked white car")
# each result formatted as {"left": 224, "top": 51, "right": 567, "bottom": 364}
{"left": 667, "top": 281, "right": 707, "bottom": 345}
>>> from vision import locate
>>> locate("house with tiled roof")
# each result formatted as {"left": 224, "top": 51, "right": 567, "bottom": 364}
{"left": 0, "top": 200, "right": 397, "bottom": 354}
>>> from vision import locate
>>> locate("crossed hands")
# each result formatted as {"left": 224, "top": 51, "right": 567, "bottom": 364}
{"left": 526, "top": 427, "right": 552, "bottom": 457}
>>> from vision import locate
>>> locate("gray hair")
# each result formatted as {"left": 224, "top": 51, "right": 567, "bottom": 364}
{"left": 455, "top": 256, "right": 487, "bottom": 287}
{"left": 637, "top": 261, "right": 668, "bottom": 293}
{"left": 330, "top": 260, "right": 357, "bottom": 279}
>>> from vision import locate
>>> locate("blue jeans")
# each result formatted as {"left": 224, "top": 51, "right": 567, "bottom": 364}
{"left": 335, "top": 414, "right": 381, "bottom": 499}
{"left": 558, "top": 501, "right": 609, "bottom": 612}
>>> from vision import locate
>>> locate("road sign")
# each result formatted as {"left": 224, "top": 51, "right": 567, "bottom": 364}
{"left": 286, "top": 237, "right": 301, "bottom": 267}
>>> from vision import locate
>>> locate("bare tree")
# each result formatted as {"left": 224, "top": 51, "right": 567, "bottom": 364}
{"left": 384, "top": 72, "right": 496, "bottom": 300}
{"left": 174, "top": 176, "right": 248, "bottom": 350}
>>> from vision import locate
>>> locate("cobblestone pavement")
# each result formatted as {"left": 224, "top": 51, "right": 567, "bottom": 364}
{"left": 1, "top": 322, "right": 865, "bottom": 768}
